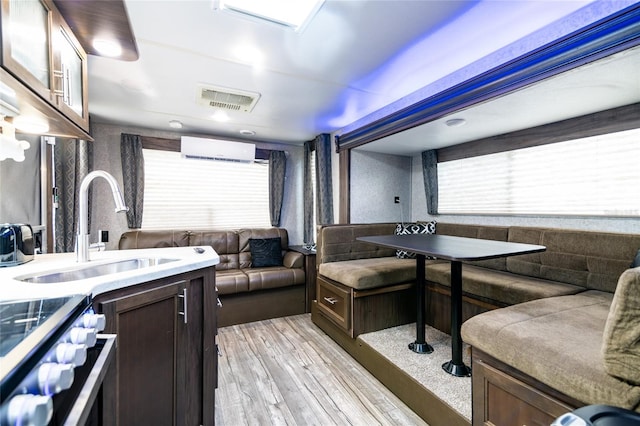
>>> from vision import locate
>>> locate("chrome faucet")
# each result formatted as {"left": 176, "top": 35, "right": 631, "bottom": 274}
{"left": 76, "top": 171, "right": 128, "bottom": 262}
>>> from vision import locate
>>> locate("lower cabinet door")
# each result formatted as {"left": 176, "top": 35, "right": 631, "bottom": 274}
{"left": 96, "top": 280, "right": 186, "bottom": 425}
{"left": 472, "top": 354, "right": 575, "bottom": 426}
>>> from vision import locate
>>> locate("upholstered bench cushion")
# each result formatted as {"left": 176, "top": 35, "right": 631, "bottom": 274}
{"left": 318, "top": 257, "right": 416, "bottom": 290}
{"left": 461, "top": 291, "right": 640, "bottom": 410}
{"left": 245, "top": 267, "right": 305, "bottom": 292}
{"left": 426, "top": 262, "right": 583, "bottom": 305}
{"left": 216, "top": 270, "right": 250, "bottom": 294}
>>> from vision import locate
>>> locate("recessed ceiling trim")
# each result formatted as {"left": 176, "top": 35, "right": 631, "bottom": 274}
{"left": 336, "top": 3, "right": 640, "bottom": 152}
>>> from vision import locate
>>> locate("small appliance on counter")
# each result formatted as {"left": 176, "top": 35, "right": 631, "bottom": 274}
{"left": 0, "top": 224, "right": 34, "bottom": 267}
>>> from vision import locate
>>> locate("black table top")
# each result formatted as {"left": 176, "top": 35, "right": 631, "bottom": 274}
{"left": 357, "top": 234, "right": 546, "bottom": 262}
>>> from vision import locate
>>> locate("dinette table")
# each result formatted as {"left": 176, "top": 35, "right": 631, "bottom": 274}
{"left": 358, "top": 233, "right": 545, "bottom": 377}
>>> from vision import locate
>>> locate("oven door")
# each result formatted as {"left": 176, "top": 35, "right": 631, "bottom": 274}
{"left": 50, "top": 335, "right": 116, "bottom": 426}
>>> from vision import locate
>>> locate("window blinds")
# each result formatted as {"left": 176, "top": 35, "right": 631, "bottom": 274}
{"left": 142, "top": 149, "right": 271, "bottom": 229}
{"left": 438, "top": 128, "right": 640, "bottom": 216}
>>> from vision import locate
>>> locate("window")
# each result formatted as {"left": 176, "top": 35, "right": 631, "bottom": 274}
{"left": 142, "top": 149, "right": 270, "bottom": 229}
{"left": 438, "top": 128, "right": 640, "bottom": 216}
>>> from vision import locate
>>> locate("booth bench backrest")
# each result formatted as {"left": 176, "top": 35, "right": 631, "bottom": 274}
{"left": 119, "top": 227, "right": 290, "bottom": 271}
{"left": 317, "top": 222, "right": 640, "bottom": 294}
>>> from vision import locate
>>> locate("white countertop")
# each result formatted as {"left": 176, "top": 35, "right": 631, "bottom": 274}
{"left": 0, "top": 246, "right": 219, "bottom": 301}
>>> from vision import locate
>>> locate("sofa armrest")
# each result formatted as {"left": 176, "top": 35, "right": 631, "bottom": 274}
{"left": 283, "top": 251, "right": 304, "bottom": 268}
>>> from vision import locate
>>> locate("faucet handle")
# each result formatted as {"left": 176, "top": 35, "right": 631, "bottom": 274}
{"left": 89, "top": 242, "right": 106, "bottom": 252}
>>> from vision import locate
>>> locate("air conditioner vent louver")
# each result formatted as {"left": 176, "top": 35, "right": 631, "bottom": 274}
{"left": 197, "top": 85, "right": 260, "bottom": 112}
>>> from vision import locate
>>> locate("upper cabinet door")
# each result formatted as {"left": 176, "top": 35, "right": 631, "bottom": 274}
{"left": 0, "top": 0, "right": 54, "bottom": 103}
{"left": 1, "top": 0, "right": 89, "bottom": 132}
{"left": 52, "top": 17, "right": 89, "bottom": 131}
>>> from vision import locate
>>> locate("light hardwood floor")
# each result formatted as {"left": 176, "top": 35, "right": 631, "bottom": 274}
{"left": 215, "top": 314, "right": 428, "bottom": 426}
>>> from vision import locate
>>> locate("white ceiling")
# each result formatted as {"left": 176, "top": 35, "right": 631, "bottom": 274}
{"left": 86, "top": 0, "right": 638, "bottom": 151}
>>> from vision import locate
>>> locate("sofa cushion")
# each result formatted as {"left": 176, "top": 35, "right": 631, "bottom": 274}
{"left": 245, "top": 267, "right": 305, "bottom": 292}
{"left": 216, "top": 270, "right": 250, "bottom": 295}
{"left": 461, "top": 291, "right": 640, "bottom": 410}
{"left": 188, "top": 230, "right": 239, "bottom": 271}
{"left": 602, "top": 267, "right": 640, "bottom": 385}
{"left": 395, "top": 222, "right": 436, "bottom": 259}
{"left": 426, "top": 262, "right": 583, "bottom": 305}
{"left": 319, "top": 257, "right": 415, "bottom": 290}
{"left": 249, "top": 237, "right": 283, "bottom": 267}
{"left": 118, "top": 230, "right": 190, "bottom": 249}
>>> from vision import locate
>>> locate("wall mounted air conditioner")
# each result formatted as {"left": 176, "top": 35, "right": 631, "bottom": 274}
{"left": 181, "top": 136, "right": 255, "bottom": 162}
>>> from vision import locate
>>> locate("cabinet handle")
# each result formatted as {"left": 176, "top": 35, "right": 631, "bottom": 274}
{"left": 52, "top": 66, "right": 72, "bottom": 106}
{"left": 323, "top": 296, "right": 338, "bottom": 305}
{"left": 217, "top": 298, "right": 223, "bottom": 307}
{"left": 178, "top": 288, "right": 188, "bottom": 324}
{"left": 53, "top": 69, "right": 64, "bottom": 99}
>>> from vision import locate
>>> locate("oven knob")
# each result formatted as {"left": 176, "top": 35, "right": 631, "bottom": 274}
{"left": 21, "top": 363, "right": 74, "bottom": 396}
{"left": 65, "top": 327, "right": 97, "bottom": 347}
{"left": 0, "top": 394, "right": 52, "bottom": 426}
{"left": 78, "top": 313, "right": 106, "bottom": 332}
{"left": 48, "top": 343, "right": 87, "bottom": 366}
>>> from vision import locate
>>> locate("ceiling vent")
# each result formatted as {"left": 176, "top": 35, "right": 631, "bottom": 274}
{"left": 197, "top": 84, "right": 260, "bottom": 112}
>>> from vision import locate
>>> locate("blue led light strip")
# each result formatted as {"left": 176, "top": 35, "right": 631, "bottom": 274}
{"left": 336, "top": 3, "right": 640, "bottom": 152}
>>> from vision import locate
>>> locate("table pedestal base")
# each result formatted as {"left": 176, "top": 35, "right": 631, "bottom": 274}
{"left": 409, "top": 341, "right": 434, "bottom": 354}
{"left": 442, "top": 360, "right": 471, "bottom": 377}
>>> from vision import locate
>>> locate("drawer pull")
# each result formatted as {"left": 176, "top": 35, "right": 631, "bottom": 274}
{"left": 323, "top": 296, "right": 338, "bottom": 305}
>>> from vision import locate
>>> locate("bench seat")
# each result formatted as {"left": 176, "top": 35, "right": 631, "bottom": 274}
{"left": 461, "top": 290, "right": 640, "bottom": 410}
{"left": 318, "top": 256, "right": 416, "bottom": 290}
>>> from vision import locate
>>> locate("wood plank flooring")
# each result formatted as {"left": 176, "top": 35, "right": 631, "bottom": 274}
{"left": 215, "top": 314, "right": 427, "bottom": 426}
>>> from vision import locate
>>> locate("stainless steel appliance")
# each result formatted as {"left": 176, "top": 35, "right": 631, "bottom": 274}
{"left": 0, "top": 295, "right": 116, "bottom": 425}
{"left": 0, "top": 224, "right": 35, "bottom": 266}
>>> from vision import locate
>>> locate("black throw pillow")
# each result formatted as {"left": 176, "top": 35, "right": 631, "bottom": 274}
{"left": 249, "top": 237, "right": 283, "bottom": 267}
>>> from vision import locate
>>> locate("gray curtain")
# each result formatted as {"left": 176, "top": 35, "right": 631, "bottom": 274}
{"left": 315, "top": 133, "right": 334, "bottom": 225}
{"left": 303, "top": 140, "right": 314, "bottom": 242}
{"left": 54, "top": 138, "right": 93, "bottom": 253}
{"left": 422, "top": 149, "right": 438, "bottom": 215}
{"left": 268, "top": 150, "right": 286, "bottom": 227}
{"left": 120, "top": 133, "right": 144, "bottom": 228}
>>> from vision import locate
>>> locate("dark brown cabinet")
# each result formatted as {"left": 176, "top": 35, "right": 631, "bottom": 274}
{"left": 471, "top": 350, "right": 576, "bottom": 426}
{"left": 0, "top": 0, "right": 89, "bottom": 132}
{"left": 93, "top": 267, "right": 217, "bottom": 426}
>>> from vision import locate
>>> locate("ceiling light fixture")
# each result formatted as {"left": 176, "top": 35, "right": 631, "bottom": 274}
{"left": 239, "top": 129, "right": 256, "bottom": 136}
{"left": 213, "top": 0, "right": 325, "bottom": 32}
{"left": 212, "top": 110, "right": 230, "bottom": 122}
{"left": 445, "top": 118, "right": 467, "bottom": 127}
{"left": 92, "top": 38, "right": 123, "bottom": 58}
{"left": 169, "top": 120, "right": 183, "bottom": 129}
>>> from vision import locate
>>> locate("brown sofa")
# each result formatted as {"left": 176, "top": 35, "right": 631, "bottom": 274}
{"left": 119, "top": 227, "right": 306, "bottom": 326}
{"left": 312, "top": 222, "right": 640, "bottom": 422}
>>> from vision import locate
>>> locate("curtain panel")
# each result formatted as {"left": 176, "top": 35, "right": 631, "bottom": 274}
{"left": 422, "top": 149, "right": 438, "bottom": 215}
{"left": 54, "top": 139, "right": 93, "bottom": 253}
{"left": 120, "top": 133, "right": 145, "bottom": 229}
{"left": 315, "top": 133, "right": 334, "bottom": 225}
{"left": 268, "top": 150, "right": 286, "bottom": 227}
{"left": 303, "top": 140, "right": 315, "bottom": 243}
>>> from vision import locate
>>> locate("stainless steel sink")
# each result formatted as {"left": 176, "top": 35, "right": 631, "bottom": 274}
{"left": 17, "top": 258, "right": 178, "bottom": 283}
